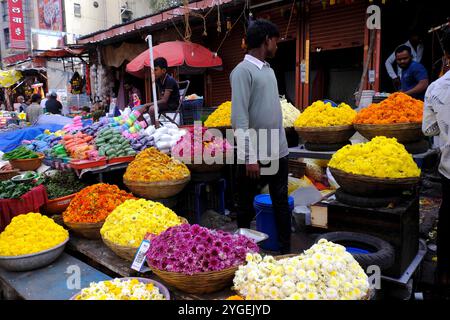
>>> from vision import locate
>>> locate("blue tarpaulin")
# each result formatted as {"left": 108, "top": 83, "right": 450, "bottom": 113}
{"left": 0, "top": 124, "right": 65, "bottom": 152}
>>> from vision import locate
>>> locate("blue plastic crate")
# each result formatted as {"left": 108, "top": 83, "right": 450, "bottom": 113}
{"left": 182, "top": 99, "right": 204, "bottom": 124}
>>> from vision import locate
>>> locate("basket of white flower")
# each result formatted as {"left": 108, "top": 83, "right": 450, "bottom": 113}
{"left": 233, "top": 240, "right": 372, "bottom": 300}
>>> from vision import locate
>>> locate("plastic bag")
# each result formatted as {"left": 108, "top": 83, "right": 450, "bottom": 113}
{"left": 156, "top": 141, "right": 171, "bottom": 150}
{"left": 159, "top": 134, "right": 172, "bottom": 142}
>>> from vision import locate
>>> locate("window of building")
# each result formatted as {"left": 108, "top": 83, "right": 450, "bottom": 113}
{"left": 2, "top": 1, "right": 8, "bottom": 22}
{"left": 4, "top": 28, "right": 9, "bottom": 48}
{"left": 74, "top": 3, "right": 81, "bottom": 17}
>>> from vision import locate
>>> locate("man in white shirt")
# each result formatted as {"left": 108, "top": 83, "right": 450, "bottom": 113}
{"left": 423, "top": 26, "right": 450, "bottom": 299}
{"left": 40, "top": 93, "right": 50, "bottom": 112}
{"left": 385, "top": 31, "right": 424, "bottom": 90}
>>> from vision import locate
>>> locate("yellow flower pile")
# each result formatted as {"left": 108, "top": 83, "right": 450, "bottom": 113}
{"left": 101, "top": 199, "right": 184, "bottom": 247}
{"left": 294, "top": 101, "right": 357, "bottom": 128}
{"left": 124, "top": 147, "right": 190, "bottom": 182}
{"left": 329, "top": 136, "right": 421, "bottom": 178}
{"left": 0, "top": 213, "right": 68, "bottom": 256}
{"left": 204, "top": 101, "right": 232, "bottom": 127}
{"left": 75, "top": 278, "right": 166, "bottom": 300}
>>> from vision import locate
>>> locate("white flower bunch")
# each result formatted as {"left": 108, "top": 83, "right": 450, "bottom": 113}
{"left": 233, "top": 239, "right": 370, "bottom": 300}
{"left": 281, "top": 99, "right": 301, "bottom": 128}
{"left": 75, "top": 278, "right": 166, "bottom": 300}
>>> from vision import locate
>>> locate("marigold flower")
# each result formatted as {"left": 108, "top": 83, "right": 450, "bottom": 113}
{"left": 328, "top": 136, "right": 421, "bottom": 178}
{"left": 0, "top": 213, "right": 68, "bottom": 256}
{"left": 354, "top": 92, "right": 423, "bottom": 124}
{"left": 63, "top": 184, "right": 135, "bottom": 223}
{"left": 294, "top": 101, "right": 357, "bottom": 128}
{"left": 124, "top": 148, "right": 190, "bottom": 183}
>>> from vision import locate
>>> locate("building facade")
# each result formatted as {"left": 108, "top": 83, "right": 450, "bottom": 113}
{"left": 64, "top": 0, "right": 153, "bottom": 43}
{"left": 0, "top": 0, "right": 35, "bottom": 68}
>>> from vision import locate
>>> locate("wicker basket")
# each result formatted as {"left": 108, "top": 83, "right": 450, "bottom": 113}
{"left": 329, "top": 167, "right": 420, "bottom": 197}
{"left": 9, "top": 153, "right": 45, "bottom": 171}
{"left": 124, "top": 176, "right": 190, "bottom": 200}
{"left": 64, "top": 220, "right": 105, "bottom": 239}
{"left": 150, "top": 265, "right": 239, "bottom": 294}
{"left": 295, "top": 125, "right": 355, "bottom": 144}
{"left": 102, "top": 217, "right": 189, "bottom": 262}
{"left": 43, "top": 193, "right": 77, "bottom": 216}
{"left": 0, "top": 169, "right": 20, "bottom": 181}
{"left": 354, "top": 122, "right": 423, "bottom": 143}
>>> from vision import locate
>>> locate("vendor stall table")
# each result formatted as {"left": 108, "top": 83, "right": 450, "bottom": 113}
{"left": 73, "top": 162, "right": 130, "bottom": 182}
{"left": 0, "top": 253, "right": 111, "bottom": 300}
{"left": 289, "top": 145, "right": 437, "bottom": 168}
{"left": 67, "top": 236, "right": 234, "bottom": 300}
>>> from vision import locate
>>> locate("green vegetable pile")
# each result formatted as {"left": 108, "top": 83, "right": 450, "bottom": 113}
{"left": 95, "top": 128, "right": 136, "bottom": 159}
{"left": 3, "top": 146, "right": 39, "bottom": 160}
{"left": 42, "top": 171, "right": 87, "bottom": 200}
{"left": 0, "top": 180, "right": 37, "bottom": 199}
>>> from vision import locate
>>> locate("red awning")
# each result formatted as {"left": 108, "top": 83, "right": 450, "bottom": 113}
{"left": 126, "top": 41, "right": 222, "bottom": 78}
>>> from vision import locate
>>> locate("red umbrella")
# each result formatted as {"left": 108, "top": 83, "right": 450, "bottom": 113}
{"left": 126, "top": 40, "right": 223, "bottom": 78}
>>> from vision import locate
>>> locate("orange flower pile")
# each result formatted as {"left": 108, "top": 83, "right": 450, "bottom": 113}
{"left": 226, "top": 295, "right": 245, "bottom": 300}
{"left": 354, "top": 92, "right": 423, "bottom": 125}
{"left": 63, "top": 184, "right": 135, "bottom": 223}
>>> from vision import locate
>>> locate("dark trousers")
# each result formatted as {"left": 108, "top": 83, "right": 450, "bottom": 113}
{"left": 236, "top": 157, "right": 291, "bottom": 254}
{"left": 437, "top": 175, "right": 450, "bottom": 286}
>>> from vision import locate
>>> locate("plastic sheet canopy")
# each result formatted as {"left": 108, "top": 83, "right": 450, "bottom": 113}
{"left": 0, "top": 70, "right": 22, "bottom": 88}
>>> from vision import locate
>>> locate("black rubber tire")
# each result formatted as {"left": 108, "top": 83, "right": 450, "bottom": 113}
{"left": 403, "top": 140, "right": 430, "bottom": 155}
{"left": 315, "top": 231, "right": 395, "bottom": 272}
{"left": 335, "top": 189, "right": 402, "bottom": 208}
{"left": 304, "top": 141, "right": 351, "bottom": 152}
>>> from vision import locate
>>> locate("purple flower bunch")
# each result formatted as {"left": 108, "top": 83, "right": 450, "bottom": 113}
{"left": 146, "top": 224, "right": 259, "bottom": 275}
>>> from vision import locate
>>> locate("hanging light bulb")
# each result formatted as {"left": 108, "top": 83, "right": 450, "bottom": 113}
{"left": 226, "top": 17, "right": 232, "bottom": 31}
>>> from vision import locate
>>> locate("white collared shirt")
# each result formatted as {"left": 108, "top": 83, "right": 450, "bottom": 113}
{"left": 244, "top": 54, "right": 269, "bottom": 70}
{"left": 385, "top": 40, "right": 425, "bottom": 79}
{"left": 423, "top": 70, "right": 450, "bottom": 179}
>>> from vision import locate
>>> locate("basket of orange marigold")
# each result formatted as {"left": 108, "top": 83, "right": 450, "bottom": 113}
{"left": 62, "top": 183, "right": 135, "bottom": 239}
{"left": 123, "top": 148, "right": 191, "bottom": 200}
{"left": 354, "top": 92, "right": 425, "bottom": 143}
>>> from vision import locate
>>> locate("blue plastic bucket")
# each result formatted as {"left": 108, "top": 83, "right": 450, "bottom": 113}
{"left": 254, "top": 194, "right": 295, "bottom": 251}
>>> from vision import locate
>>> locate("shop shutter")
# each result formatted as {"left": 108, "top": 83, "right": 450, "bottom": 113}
{"left": 309, "top": 0, "right": 367, "bottom": 52}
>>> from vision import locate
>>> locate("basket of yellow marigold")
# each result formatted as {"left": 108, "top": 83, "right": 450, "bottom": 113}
{"left": 0, "top": 213, "right": 69, "bottom": 272}
{"left": 328, "top": 137, "right": 421, "bottom": 197}
{"left": 100, "top": 199, "right": 188, "bottom": 261}
{"left": 62, "top": 184, "right": 135, "bottom": 239}
{"left": 123, "top": 148, "right": 191, "bottom": 200}
{"left": 294, "top": 101, "right": 357, "bottom": 145}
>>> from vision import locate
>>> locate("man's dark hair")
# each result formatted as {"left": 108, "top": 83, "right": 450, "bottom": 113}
{"left": 246, "top": 19, "right": 280, "bottom": 50}
{"left": 31, "top": 94, "right": 41, "bottom": 103}
{"left": 154, "top": 57, "right": 168, "bottom": 70}
{"left": 443, "top": 26, "right": 450, "bottom": 55}
{"left": 395, "top": 45, "right": 412, "bottom": 56}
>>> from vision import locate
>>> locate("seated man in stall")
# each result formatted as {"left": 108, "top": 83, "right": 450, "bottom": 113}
{"left": 395, "top": 45, "right": 429, "bottom": 100}
{"left": 139, "top": 57, "right": 180, "bottom": 125}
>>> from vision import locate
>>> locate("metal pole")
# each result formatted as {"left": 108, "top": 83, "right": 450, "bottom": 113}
{"left": 146, "top": 35, "right": 159, "bottom": 127}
